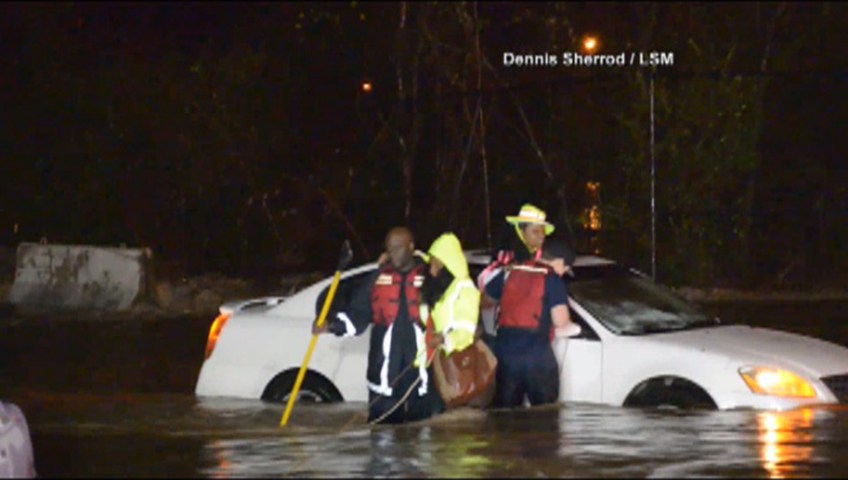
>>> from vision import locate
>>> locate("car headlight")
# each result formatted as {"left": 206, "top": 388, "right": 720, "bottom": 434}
{"left": 739, "top": 367, "right": 817, "bottom": 398}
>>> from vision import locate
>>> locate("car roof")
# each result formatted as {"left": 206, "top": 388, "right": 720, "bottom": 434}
{"left": 463, "top": 248, "right": 616, "bottom": 268}
{"left": 328, "top": 249, "right": 631, "bottom": 287}
{"left": 267, "top": 249, "right": 639, "bottom": 318}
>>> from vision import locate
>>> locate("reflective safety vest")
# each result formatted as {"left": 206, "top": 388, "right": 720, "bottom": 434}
{"left": 371, "top": 264, "right": 426, "bottom": 326}
{"left": 497, "top": 261, "right": 551, "bottom": 331}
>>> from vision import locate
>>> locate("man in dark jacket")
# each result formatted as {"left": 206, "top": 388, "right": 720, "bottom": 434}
{"left": 314, "top": 227, "right": 444, "bottom": 424}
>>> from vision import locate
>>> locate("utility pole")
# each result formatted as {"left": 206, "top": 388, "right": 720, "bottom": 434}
{"left": 650, "top": 67, "right": 656, "bottom": 281}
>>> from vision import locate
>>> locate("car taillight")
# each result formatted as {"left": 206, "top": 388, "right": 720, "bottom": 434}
{"left": 205, "top": 312, "right": 232, "bottom": 360}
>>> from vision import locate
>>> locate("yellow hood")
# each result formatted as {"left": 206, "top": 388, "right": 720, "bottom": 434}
{"left": 427, "top": 233, "right": 469, "bottom": 280}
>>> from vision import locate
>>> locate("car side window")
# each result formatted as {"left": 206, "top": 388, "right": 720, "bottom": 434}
{"left": 568, "top": 304, "right": 601, "bottom": 341}
{"left": 314, "top": 268, "right": 377, "bottom": 317}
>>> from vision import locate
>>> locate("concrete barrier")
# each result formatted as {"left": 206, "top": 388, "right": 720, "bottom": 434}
{"left": 8, "top": 243, "right": 153, "bottom": 311}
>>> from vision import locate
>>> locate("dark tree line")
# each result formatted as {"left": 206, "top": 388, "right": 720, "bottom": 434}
{"left": 1, "top": 2, "right": 845, "bottom": 288}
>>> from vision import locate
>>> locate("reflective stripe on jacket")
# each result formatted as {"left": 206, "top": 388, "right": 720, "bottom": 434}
{"left": 331, "top": 260, "right": 430, "bottom": 398}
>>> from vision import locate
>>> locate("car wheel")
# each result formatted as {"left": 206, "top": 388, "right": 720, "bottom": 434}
{"left": 624, "top": 377, "right": 717, "bottom": 410}
{"left": 261, "top": 370, "right": 343, "bottom": 404}
{"left": 653, "top": 388, "right": 712, "bottom": 410}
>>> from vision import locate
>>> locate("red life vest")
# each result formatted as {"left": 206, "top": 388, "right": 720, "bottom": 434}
{"left": 498, "top": 261, "right": 551, "bottom": 331}
{"left": 371, "top": 263, "right": 426, "bottom": 327}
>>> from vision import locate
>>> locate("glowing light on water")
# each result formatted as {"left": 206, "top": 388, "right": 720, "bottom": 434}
{"left": 757, "top": 409, "right": 815, "bottom": 478}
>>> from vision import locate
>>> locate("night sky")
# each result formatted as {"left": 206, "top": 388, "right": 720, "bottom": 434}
{"left": 0, "top": 2, "right": 845, "bottom": 287}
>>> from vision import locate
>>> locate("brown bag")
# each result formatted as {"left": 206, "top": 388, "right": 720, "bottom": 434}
{"left": 432, "top": 338, "right": 498, "bottom": 409}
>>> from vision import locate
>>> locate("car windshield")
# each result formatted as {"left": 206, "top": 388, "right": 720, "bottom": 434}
{"left": 568, "top": 273, "right": 717, "bottom": 335}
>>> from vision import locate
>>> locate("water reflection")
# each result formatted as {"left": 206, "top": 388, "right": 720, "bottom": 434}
{"left": 193, "top": 403, "right": 848, "bottom": 478}
{"left": 199, "top": 408, "right": 499, "bottom": 478}
{"left": 362, "top": 427, "right": 431, "bottom": 477}
{"left": 207, "top": 439, "right": 231, "bottom": 479}
{"left": 757, "top": 408, "right": 816, "bottom": 478}
{"left": 17, "top": 392, "right": 848, "bottom": 478}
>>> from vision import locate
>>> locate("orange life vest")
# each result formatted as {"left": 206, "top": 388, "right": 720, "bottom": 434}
{"left": 497, "top": 261, "right": 551, "bottom": 331}
{"left": 371, "top": 263, "right": 426, "bottom": 327}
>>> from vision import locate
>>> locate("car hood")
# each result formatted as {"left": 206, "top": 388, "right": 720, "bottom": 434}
{"left": 645, "top": 325, "right": 848, "bottom": 378}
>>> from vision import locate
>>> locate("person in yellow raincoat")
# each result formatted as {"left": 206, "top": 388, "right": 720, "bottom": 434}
{"left": 416, "top": 232, "right": 497, "bottom": 409}
{"left": 417, "top": 232, "right": 481, "bottom": 361}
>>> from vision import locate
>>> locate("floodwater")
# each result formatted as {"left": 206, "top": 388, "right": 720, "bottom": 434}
{"left": 2, "top": 300, "right": 848, "bottom": 478}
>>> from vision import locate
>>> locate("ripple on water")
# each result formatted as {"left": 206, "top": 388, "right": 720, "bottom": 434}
{"left": 15, "top": 391, "right": 848, "bottom": 478}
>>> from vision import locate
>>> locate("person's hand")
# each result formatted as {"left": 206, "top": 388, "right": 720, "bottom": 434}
{"left": 427, "top": 333, "right": 445, "bottom": 349}
{"left": 554, "top": 323, "right": 581, "bottom": 338}
{"left": 495, "top": 250, "right": 514, "bottom": 266}
{"left": 312, "top": 319, "right": 329, "bottom": 335}
{"left": 377, "top": 252, "right": 389, "bottom": 265}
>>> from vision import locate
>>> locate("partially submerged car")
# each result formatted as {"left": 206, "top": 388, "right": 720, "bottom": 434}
{"left": 0, "top": 400, "right": 36, "bottom": 478}
{"left": 195, "top": 251, "right": 848, "bottom": 411}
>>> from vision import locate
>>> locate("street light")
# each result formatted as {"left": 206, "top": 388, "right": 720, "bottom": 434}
{"left": 580, "top": 32, "right": 654, "bottom": 279}
{"left": 582, "top": 35, "right": 599, "bottom": 54}
{"left": 361, "top": 81, "right": 373, "bottom": 93}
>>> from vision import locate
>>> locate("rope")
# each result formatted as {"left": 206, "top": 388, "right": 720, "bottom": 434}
{"left": 286, "top": 348, "right": 437, "bottom": 474}
{"left": 367, "top": 348, "right": 436, "bottom": 426}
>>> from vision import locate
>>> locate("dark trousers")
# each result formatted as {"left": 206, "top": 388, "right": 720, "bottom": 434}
{"left": 492, "top": 342, "right": 560, "bottom": 408}
{"left": 481, "top": 332, "right": 497, "bottom": 351}
{"left": 368, "top": 367, "right": 445, "bottom": 425}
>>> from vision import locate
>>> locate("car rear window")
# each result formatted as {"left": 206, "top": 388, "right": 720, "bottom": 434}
{"left": 314, "top": 268, "right": 378, "bottom": 317}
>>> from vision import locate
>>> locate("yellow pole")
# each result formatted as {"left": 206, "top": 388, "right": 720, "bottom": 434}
{"left": 279, "top": 270, "right": 343, "bottom": 427}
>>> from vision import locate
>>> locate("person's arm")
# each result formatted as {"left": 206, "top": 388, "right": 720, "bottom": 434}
{"left": 476, "top": 250, "right": 512, "bottom": 291}
{"left": 551, "top": 305, "right": 571, "bottom": 329}
{"left": 546, "top": 273, "right": 572, "bottom": 329}
{"left": 315, "top": 271, "right": 377, "bottom": 337}
{"left": 483, "top": 269, "right": 506, "bottom": 301}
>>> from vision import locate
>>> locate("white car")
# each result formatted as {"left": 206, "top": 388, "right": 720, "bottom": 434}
{"left": 195, "top": 251, "right": 848, "bottom": 411}
{"left": 0, "top": 401, "right": 36, "bottom": 478}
